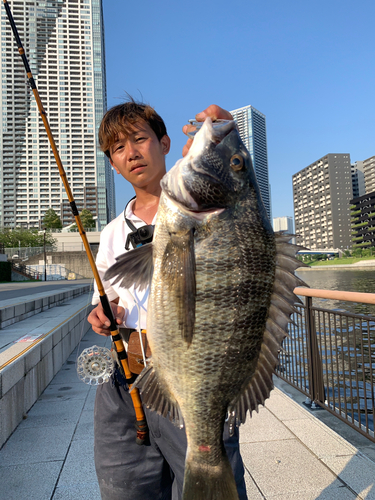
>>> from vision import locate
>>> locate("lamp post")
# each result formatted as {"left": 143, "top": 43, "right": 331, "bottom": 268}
{"left": 43, "top": 229, "right": 47, "bottom": 282}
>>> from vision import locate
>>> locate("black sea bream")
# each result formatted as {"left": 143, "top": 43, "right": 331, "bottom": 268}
{"left": 105, "top": 118, "right": 306, "bottom": 500}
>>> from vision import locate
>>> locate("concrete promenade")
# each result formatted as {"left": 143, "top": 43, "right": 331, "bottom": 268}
{"left": 0, "top": 283, "right": 375, "bottom": 499}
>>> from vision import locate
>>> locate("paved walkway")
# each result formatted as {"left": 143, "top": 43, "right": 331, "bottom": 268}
{"left": 0, "top": 283, "right": 375, "bottom": 499}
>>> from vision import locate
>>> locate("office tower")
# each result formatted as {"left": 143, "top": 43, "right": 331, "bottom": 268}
{"left": 0, "top": 0, "right": 115, "bottom": 229}
{"left": 351, "top": 161, "right": 365, "bottom": 198}
{"left": 363, "top": 155, "right": 375, "bottom": 194}
{"left": 230, "top": 105, "right": 271, "bottom": 220}
{"left": 293, "top": 154, "right": 353, "bottom": 250}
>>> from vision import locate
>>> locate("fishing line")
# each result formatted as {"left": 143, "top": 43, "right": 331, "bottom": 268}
{"left": 131, "top": 291, "right": 148, "bottom": 368}
{"left": 75, "top": 278, "right": 95, "bottom": 361}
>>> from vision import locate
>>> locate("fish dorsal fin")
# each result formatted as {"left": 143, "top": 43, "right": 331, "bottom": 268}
{"left": 133, "top": 360, "right": 184, "bottom": 427}
{"left": 227, "top": 231, "right": 308, "bottom": 433}
{"left": 104, "top": 243, "right": 154, "bottom": 292}
{"left": 161, "top": 228, "right": 196, "bottom": 345}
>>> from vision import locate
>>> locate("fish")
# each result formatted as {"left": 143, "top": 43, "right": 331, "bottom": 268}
{"left": 104, "top": 118, "right": 307, "bottom": 500}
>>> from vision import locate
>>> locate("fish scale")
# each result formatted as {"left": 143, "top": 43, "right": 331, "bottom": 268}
{"left": 105, "top": 118, "right": 307, "bottom": 500}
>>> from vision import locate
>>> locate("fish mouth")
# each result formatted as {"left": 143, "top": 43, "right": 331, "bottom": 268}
{"left": 161, "top": 118, "right": 237, "bottom": 215}
{"left": 163, "top": 188, "right": 225, "bottom": 221}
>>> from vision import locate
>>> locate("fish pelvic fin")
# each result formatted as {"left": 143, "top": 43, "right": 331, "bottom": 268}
{"left": 133, "top": 360, "right": 183, "bottom": 427}
{"left": 161, "top": 228, "right": 196, "bottom": 345}
{"left": 182, "top": 452, "right": 239, "bottom": 500}
{"left": 103, "top": 243, "right": 154, "bottom": 292}
{"left": 227, "top": 231, "right": 309, "bottom": 432}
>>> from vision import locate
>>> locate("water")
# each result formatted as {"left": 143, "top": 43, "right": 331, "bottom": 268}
{"left": 296, "top": 268, "right": 375, "bottom": 316}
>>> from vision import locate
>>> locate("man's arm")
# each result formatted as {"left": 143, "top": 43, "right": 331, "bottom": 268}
{"left": 182, "top": 104, "right": 233, "bottom": 157}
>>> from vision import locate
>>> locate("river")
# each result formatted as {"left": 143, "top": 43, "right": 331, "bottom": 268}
{"left": 296, "top": 268, "right": 375, "bottom": 316}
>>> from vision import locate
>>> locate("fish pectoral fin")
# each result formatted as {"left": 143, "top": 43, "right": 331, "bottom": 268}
{"left": 161, "top": 228, "right": 196, "bottom": 345}
{"left": 133, "top": 361, "right": 184, "bottom": 427}
{"left": 104, "top": 243, "right": 154, "bottom": 292}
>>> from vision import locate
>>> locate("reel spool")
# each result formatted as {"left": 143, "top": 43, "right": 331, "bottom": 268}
{"left": 77, "top": 345, "right": 115, "bottom": 385}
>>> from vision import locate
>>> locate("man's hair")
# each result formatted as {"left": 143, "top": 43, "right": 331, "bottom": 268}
{"left": 99, "top": 99, "right": 167, "bottom": 158}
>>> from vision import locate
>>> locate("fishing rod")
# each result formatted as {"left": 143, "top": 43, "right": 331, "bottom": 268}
{"left": 3, "top": 0, "right": 148, "bottom": 445}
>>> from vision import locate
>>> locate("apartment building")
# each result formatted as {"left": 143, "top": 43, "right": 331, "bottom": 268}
{"left": 363, "top": 156, "right": 375, "bottom": 194}
{"left": 351, "top": 161, "right": 365, "bottom": 199}
{"left": 293, "top": 154, "right": 353, "bottom": 249}
{"left": 0, "top": 0, "right": 115, "bottom": 229}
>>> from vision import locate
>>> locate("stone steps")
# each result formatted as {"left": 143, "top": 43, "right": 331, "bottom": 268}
{"left": 0, "top": 284, "right": 91, "bottom": 329}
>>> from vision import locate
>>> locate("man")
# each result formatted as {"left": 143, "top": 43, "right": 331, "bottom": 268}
{"left": 88, "top": 101, "right": 247, "bottom": 500}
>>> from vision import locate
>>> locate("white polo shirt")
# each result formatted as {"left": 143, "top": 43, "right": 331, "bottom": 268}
{"left": 92, "top": 199, "right": 156, "bottom": 330}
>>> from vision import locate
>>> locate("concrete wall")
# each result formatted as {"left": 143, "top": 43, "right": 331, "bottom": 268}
{"left": 51, "top": 231, "right": 101, "bottom": 248}
{"left": 11, "top": 270, "right": 30, "bottom": 282}
{"left": 25, "top": 251, "right": 98, "bottom": 279}
{"left": 0, "top": 307, "right": 92, "bottom": 449}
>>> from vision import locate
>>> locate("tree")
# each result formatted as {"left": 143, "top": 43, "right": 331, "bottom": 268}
{"left": 0, "top": 227, "right": 56, "bottom": 248}
{"left": 68, "top": 209, "right": 96, "bottom": 232}
{"left": 80, "top": 208, "right": 96, "bottom": 230}
{"left": 352, "top": 247, "right": 363, "bottom": 258}
{"left": 42, "top": 208, "right": 62, "bottom": 230}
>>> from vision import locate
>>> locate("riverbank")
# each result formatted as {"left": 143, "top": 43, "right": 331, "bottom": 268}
{"left": 299, "top": 258, "right": 375, "bottom": 270}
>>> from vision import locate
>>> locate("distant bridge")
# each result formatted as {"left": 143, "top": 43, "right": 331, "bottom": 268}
{"left": 297, "top": 248, "right": 343, "bottom": 257}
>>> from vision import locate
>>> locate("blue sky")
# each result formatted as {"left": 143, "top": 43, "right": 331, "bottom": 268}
{"left": 102, "top": 0, "right": 375, "bottom": 223}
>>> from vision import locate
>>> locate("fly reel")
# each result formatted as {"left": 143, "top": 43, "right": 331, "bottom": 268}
{"left": 77, "top": 345, "right": 115, "bottom": 385}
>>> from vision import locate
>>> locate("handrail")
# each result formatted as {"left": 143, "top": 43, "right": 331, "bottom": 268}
{"left": 294, "top": 287, "right": 375, "bottom": 305}
{"left": 278, "top": 291, "right": 375, "bottom": 442}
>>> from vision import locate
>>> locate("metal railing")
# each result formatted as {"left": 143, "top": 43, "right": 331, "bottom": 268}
{"left": 276, "top": 287, "right": 375, "bottom": 443}
{"left": 22, "top": 264, "right": 86, "bottom": 281}
{"left": 3, "top": 243, "right": 99, "bottom": 259}
{"left": 3, "top": 246, "right": 55, "bottom": 260}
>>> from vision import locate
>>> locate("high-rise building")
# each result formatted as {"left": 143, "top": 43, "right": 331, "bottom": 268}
{"left": 363, "top": 155, "right": 375, "bottom": 194}
{"left": 273, "top": 216, "right": 294, "bottom": 234}
{"left": 351, "top": 161, "right": 365, "bottom": 198}
{"left": 293, "top": 154, "right": 353, "bottom": 250}
{"left": 349, "top": 191, "right": 375, "bottom": 250}
{"left": 0, "top": 0, "right": 115, "bottom": 229}
{"left": 273, "top": 216, "right": 295, "bottom": 243}
{"left": 230, "top": 105, "right": 271, "bottom": 220}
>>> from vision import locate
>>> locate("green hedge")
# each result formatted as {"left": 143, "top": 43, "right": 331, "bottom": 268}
{"left": 353, "top": 242, "right": 371, "bottom": 248}
{"left": 0, "top": 261, "right": 11, "bottom": 282}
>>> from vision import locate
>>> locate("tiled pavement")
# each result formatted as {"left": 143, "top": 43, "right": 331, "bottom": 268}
{"left": 0, "top": 284, "right": 374, "bottom": 499}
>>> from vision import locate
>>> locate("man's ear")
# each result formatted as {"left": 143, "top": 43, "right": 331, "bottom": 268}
{"left": 109, "top": 157, "right": 121, "bottom": 175}
{"left": 160, "top": 135, "right": 171, "bottom": 155}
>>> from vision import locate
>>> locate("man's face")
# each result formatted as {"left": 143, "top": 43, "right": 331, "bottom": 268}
{"left": 109, "top": 120, "right": 170, "bottom": 190}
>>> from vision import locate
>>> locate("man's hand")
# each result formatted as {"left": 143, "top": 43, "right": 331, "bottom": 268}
{"left": 182, "top": 104, "right": 233, "bottom": 157}
{"left": 88, "top": 301, "right": 125, "bottom": 336}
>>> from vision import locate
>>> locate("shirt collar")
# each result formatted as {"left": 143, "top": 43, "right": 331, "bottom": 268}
{"left": 124, "top": 198, "right": 158, "bottom": 225}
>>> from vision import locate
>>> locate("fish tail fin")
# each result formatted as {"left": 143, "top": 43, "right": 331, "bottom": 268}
{"left": 182, "top": 453, "right": 239, "bottom": 500}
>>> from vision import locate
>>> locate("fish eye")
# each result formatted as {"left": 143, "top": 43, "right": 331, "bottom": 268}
{"left": 230, "top": 154, "right": 244, "bottom": 171}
